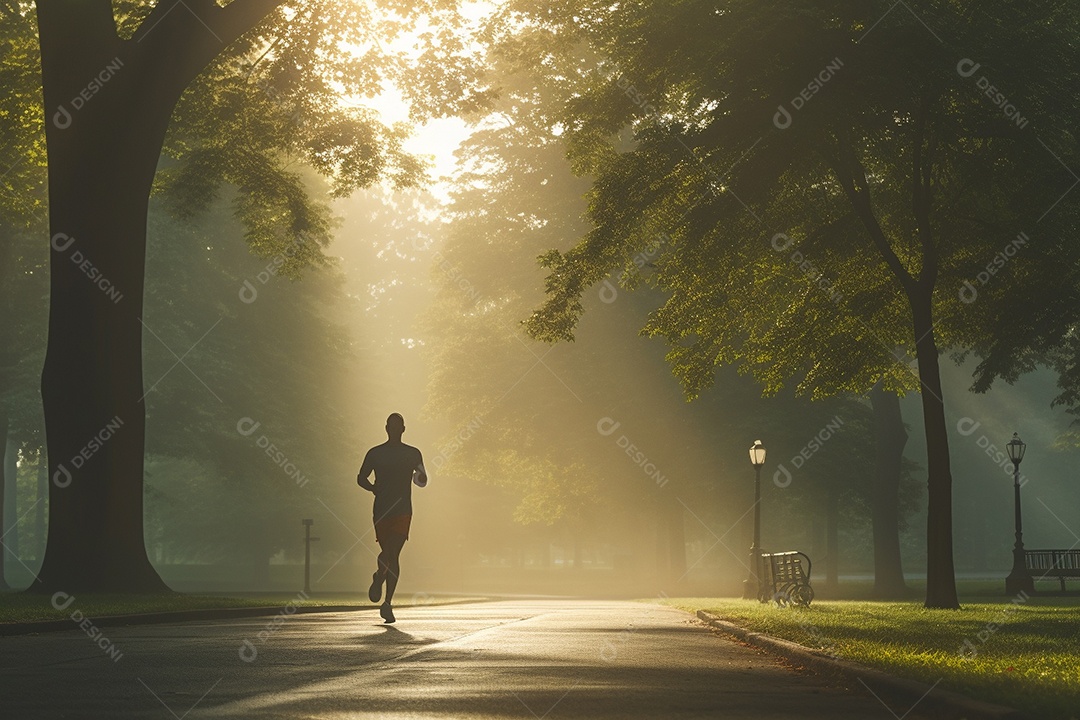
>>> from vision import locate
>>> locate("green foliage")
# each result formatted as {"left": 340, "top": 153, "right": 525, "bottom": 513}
{"left": 154, "top": 0, "right": 492, "bottom": 276}
{"left": 505, "top": 0, "right": 1080, "bottom": 406}
{"left": 0, "top": 6, "right": 45, "bottom": 227}
{"left": 420, "top": 45, "right": 908, "bottom": 573}
{"left": 3, "top": 1, "right": 492, "bottom": 275}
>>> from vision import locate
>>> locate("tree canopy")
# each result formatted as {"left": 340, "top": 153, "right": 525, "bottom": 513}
{"left": 497, "top": 0, "right": 1080, "bottom": 606}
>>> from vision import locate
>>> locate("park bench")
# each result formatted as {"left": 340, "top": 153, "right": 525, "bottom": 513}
{"left": 1024, "top": 549, "right": 1080, "bottom": 592}
{"left": 760, "top": 551, "right": 814, "bottom": 607}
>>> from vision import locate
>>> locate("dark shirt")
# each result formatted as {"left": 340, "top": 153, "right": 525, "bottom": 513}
{"left": 359, "top": 441, "right": 423, "bottom": 520}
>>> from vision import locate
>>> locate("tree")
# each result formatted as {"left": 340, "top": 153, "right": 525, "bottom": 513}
{"left": 507, "top": 0, "right": 1080, "bottom": 607}
{"left": 869, "top": 384, "right": 910, "bottom": 597}
{"left": 418, "top": 54, "right": 899, "bottom": 591}
{"left": 30, "top": 0, "right": 485, "bottom": 593}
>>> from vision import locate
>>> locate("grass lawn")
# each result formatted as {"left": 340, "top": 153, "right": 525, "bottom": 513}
{"left": 664, "top": 589, "right": 1080, "bottom": 719}
{"left": 0, "top": 592, "right": 472, "bottom": 625}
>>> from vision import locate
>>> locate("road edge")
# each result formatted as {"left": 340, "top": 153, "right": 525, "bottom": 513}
{"left": 695, "top": 610, "right": 1027, "bottom": 720}
{"left": 0, "top": 598, "right": 483, "bottom": 637}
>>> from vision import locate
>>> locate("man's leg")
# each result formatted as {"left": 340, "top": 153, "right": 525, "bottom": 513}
{"left": 369, "top": 532, "right": 391, "bottom": 603}
{"left": 376, "top": 542, "right": 393, "bottom": 580}
{"left": 383, "top": 537, "right": 406, "bottom": 604}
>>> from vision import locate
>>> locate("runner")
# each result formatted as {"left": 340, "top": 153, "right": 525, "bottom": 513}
{"left": 357, "top": 413, "right": 426, "bottom": 623}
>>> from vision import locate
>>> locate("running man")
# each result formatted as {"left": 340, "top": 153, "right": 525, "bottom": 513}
{"left": 357, "top": 413, "right": 427, "bottom": 623}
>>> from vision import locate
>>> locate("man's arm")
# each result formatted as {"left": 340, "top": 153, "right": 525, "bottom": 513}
{"left": 414, "top": 449, "right": 427, "bottom": 487}
{"left": 357, "top": 451, "right": 375, "bottom": 493}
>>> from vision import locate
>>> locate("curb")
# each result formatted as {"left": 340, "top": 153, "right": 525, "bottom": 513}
{"left": 696, "top": 610, "right": 1026, "bottom": 720}
{"left": 0, "top": 597, "right": 482, "bottom": 638}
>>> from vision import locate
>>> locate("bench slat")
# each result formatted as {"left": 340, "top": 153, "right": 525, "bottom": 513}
{"left": 1022, "top": 550, "right": 1080, "bottom": 581}
{"left": 760, "top": 551, "right": 813, "bottom": 606}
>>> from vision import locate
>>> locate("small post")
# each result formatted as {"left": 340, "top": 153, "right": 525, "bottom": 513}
{"left": 302, "top": 519, "right": 319, "bottom": 594}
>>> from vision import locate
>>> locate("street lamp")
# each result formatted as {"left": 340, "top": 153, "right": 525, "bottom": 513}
{"left": 743, "top": 440, "right": 767, "bottom": 600}
{"left": 1004, "top": 433, "right": 1034, "bottom": 595}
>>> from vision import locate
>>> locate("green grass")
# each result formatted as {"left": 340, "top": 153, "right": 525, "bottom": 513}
{"left": 0, "top": 592, "right": 470, "bottom": 625}
{"left": 663, "top": 593, "right": 1080, "bottom": 719}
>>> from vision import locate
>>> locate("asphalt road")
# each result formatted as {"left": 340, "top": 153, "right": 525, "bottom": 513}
{"left": 0, "top": 599, "right": 935, "bottom": 719}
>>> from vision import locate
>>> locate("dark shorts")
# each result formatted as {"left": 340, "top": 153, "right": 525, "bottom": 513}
{"left": 375, "top": 514, "right": 411, "bottom": 543}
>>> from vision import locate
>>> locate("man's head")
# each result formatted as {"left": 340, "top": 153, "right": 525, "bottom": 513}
{"left": 386, "top": 413, "right": 405, "bottom": 440}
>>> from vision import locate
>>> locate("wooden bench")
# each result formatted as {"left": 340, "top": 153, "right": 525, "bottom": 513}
{"left": 1024, "top": 549, "right": 1080, "bottom": 591}
{"left": 760, "top": 551, "right": 814, "bottom": 606}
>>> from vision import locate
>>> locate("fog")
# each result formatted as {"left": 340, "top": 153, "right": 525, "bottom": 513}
{"left": 5, "top": 121, "right": 1077, "bottom": 599}
{"left": 3, "top": 8, "right": 1079, "bottom": 602}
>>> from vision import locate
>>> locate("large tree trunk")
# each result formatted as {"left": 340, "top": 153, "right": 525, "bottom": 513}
{"left": 912, "top": 293, "right": 959, "bottom": 609}
{"left": 35, "top": 11, "right": 175, "bottom": 592}
{"left": 869, "top": 384, "right": 909, "bottom": 598}
{"left": 0, "top": 409, "right": 9, "bottom": 590}
{"left": 1, "top": 220, "right": 12, "bottom": 589}
{"left": 5, "top": 436, "right": 19, "bottom": 562}
{"left": 35, "top": 106, "right": 171, "bottom": 592}
{"left": 32, "top": 1, "right": 283, "bottom": 594}
{"left": 36, "top": 451, "right": 46, "bottom": 562}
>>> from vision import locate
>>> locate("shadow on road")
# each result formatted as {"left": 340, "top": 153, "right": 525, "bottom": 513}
{"left": 347, "top": 624, "right": 433, "bottom": 647}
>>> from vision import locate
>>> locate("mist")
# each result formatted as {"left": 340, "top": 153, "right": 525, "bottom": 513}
{"left": 7, "top": 124, "right": 1077, "bottom": 602}
{"left": 3, "top": 1, "right": 1078, "bottom": 607}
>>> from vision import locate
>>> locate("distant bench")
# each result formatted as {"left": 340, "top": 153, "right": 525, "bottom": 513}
{"left": 1024, "top": 549, "right": 1080, "bottom": 591}
{"left": 760, "top": 551, "right": 814, "bottom": 607}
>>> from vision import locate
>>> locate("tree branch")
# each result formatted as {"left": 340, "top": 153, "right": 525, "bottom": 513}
{"left": 36, "top": 1, "right": 120, "bottom": 115}
{"left": 912, "top": 94, "right": 937, "bottom": 291}
{"left": 130, "top": 0, "right": 288, "bottom": 95}
{"left": 213, "top": 0, "right": 290, "bottom": 48}
{"left": 831, "top": 127, "right": 916, "bottom": 295}
{"left": 0, "top": 1, "right": 20, "bottom": 21}
{"left": 36, "top": 0, "right": 117, "bottom": 42}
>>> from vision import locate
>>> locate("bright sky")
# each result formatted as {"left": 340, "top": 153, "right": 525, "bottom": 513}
{"left": 356, "top": 0, "right": 496, "bottom": 199}
{"left": 372, "top": 88, "right": 472, "bottom": 198}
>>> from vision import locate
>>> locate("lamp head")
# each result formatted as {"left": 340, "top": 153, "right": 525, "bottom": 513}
{"left": 1006, "top": 432, "right": 1026, "bottom": 465}
{"left": 749, "top": 440, "right": 767, "bottom": 467}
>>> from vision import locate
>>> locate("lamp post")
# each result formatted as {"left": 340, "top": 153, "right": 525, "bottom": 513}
{"left": 1004, "top": 433, "right": 1034, "bottom": 595}
{"left": 743, "top": 440, "right": 767, "bottom": 600}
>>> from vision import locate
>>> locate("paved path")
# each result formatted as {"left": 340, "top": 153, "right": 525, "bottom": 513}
{"left": 0, "top": 600, "right": 933, "bottom": 719}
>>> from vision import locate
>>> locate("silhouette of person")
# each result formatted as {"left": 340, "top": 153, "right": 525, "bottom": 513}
{"left": 357, "top": 412, "right": 426, "bottom": 623}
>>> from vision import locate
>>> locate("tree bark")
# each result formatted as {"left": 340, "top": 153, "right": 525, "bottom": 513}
{"left": 4, "top": 435, "right": 17, "bottom": 561}
{"left": 911, "top": 292, "right": 960, "bottom": 608}
{"left": 36, "top": 452, "right": 46, "bottom": 562}
{"left": 869, "top": 384, "right": 910, "bottom": 598}
{"left": 31, "top": 1, "right": 285, "bottom": 593}
{"left": 0, "top": 409, "right": 9, "bottom": 590}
